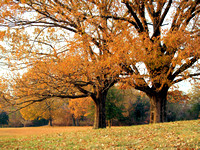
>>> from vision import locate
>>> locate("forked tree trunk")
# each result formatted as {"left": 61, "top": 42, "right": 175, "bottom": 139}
{"left": 148, "top": 92, "right": 167, "bottom": 123}
{"left": 93, "top": 92, "right": 107, "bottom": 129}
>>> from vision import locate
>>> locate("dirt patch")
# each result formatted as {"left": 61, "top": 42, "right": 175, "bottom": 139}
{"left": 0, "top": 126, "right": 92, "bottom": 137}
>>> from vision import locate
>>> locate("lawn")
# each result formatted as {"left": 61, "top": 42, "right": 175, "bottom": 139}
{"left": 0, "top": 120, "right": 199, "bottom": 149}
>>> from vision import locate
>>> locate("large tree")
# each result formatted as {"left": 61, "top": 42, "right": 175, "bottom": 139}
{"left": 111, "top": 0, "right": 200, "bottom": 123}
{"left": 100, "top": 0, "right": 199, "bottom": 123}
{"left": 8, "top": 55, "right": 120, "bottom": 128}
{"left": 0, "top": 0, "right": 126, "bottom": 128}
{"left": 0, "top": 0, "right": 199, "bottom": 126}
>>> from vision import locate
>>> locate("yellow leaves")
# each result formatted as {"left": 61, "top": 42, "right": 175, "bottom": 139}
{"left": 20, "top": 98, "right": 65, "bottom": 121}
{"left": 168, "top": 90, "right": 189, "bottom": 103}
{"left": 164, "top": 29, "right": 198, "bottom": 60}
{"left": 1, "top": 0, "right": 13, "bottom": 3}
{"left": 0, "top": 31, "right": 5, "bottom": 39}
{"left": 20, "top": 0, "right": 29, "bottom": 4}
{"left": 68, "top": 97, "right": 93, "bottom": 119}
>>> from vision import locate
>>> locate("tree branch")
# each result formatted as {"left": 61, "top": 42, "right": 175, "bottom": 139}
{"left": 173, "top": 72, "right": 200, "bottom": 84}
{"left": 171, "top": 57, "right": 199, "bottom": 81}
{"left": 122, "top": 1, "right": 144, "bottom": 32}
{"left": 151, "top": 0, "right": 172, "bottom": 38}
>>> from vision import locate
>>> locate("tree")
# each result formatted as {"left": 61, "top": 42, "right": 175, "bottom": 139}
{"left": 130, "top": 95, "right": 150, "bottom": 124}
{"left": 0, "top": 111, "right": 9, "bottom": 126}
{"left": 68, "top": 97, "right": 93, "bottom": 126}
{"left": 188, "top": 84, "right": 200, "bottom": 119}
{"left": 1, "top": 0, "right": 199, "bottom": 126}
{"left": 121, "top": 88, "right": 150, "bottom": 125}
{"left": 53, "top": 105, "right": 74, "bottom": 126}
{"left": 0, "top": 0, "right": 124, "bottom": 129}
{"left": 189, "top": 84, "right": 200, "bottom": 104}
{"left": 104, "top": 0, "right": 200, "bottom": 123}
{"left": 20, "top": 97, "right": 65, "bottom": 126}
{"left": 106, "top": 87, "right": 125, "bottom": 127}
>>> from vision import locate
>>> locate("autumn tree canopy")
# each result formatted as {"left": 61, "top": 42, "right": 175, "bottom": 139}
{"left": 0, "top": 0, "right": 199, "bottom": 127}
{"left": 68, "top": 97, "right": 93, "bottom": 126}
{"left": 20, "top": 97, "right": 65, "bottom": 126}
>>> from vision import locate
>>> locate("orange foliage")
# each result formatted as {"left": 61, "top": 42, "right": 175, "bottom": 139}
{"left": 168, "top": 90, "right": 189, "bottom": 103}
{"left": 68, "top": 97, "right": 93, "bottom": 119}
{"left": 20, "top": 98, "right": 66, "bottom": 121}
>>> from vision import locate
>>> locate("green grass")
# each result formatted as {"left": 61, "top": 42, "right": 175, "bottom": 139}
{"left": 0, "top": 120, "right": 199, "bottom": 149}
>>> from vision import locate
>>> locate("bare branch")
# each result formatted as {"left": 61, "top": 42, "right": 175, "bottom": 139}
{"left": 122, "top": 0, "right": 144, "bottom": 32}
{"left": 171, "top": 57, "right": 199, "bottom": 81}
{"left": 173, "top": 72, "right": 200, "bottom": 84}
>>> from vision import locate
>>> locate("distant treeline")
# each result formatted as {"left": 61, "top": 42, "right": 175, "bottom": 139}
{"left": 0, "top": 86, "right": 199, "bottom": 127}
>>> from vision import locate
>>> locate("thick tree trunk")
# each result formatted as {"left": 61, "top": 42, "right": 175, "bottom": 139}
{"left": 93, "top": 92, "right": 107, "bottom": 129}
{"left": 148, "top": 92, "right": 167, "bottom": 123}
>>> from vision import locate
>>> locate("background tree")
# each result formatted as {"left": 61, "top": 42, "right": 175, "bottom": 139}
{"left": 188, "top": 84, "right": 200, "bottom": 119}
{"left": 20, "top": 97, "right": 65, "bottom": 126}
{"left": 129, "top": 95, "right": 150, "bottom": 125}
{"left": 189, "top": 84, "right": 200, "bottom": 103}
{"left": 106, "top": 87, "right": 125, "bottom": 127}
{"left": 122, "top": 88, "right": 150, "bottom": 125}
{"left": 0, "top": 111, "right": 9, "bottom": 127}
{"left": 68, "top": 97, "right": 93, "bottom": 126}
{"left": 52, "top": 105, "right": 74, "bottom": 126}
{"left": 8, "top": 109, "right": 27, "bottom": 127}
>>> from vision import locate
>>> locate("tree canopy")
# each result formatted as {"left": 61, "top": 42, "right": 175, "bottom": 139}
{"left": 0, "top": 111, "right": 9, "bottom": 126}
{"left": 20, "top": 97, "right": 65, "bottom": 126}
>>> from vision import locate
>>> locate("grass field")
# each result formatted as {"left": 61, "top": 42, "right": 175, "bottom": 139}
{"left": 0, "top": 120, "right": 199, "bottom": 149}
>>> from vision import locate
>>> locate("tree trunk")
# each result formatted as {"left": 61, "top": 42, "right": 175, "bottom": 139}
{"left": 48, "top": 118, "right": 53, "bottom": 126}
{"left": 72, "top": 115, "right": 76, "bottom": 126}
{"left": 93, "top": 92, "right": 107, "bottom": 129}
{"left": 148, "top": 92, "right": 167, "bottom": 123}
{"left": 76, "top": 118, "right": 79, "bottom": 126}
{"left": 107, "top": 120, "right": 111, "bottom": 128}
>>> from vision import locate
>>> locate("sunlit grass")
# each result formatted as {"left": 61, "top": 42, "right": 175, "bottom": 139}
{"left": 0, "top": 120, "right": 199, "bottom": 149}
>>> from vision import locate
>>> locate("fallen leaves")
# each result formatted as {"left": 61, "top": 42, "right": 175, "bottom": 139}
{"left": 0, "top": 120, "right": 199, "bottom": 149}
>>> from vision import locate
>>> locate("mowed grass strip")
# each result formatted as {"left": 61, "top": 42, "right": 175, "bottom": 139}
{"left": 0, "top": 120, "right": 199, "bottom": 149}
